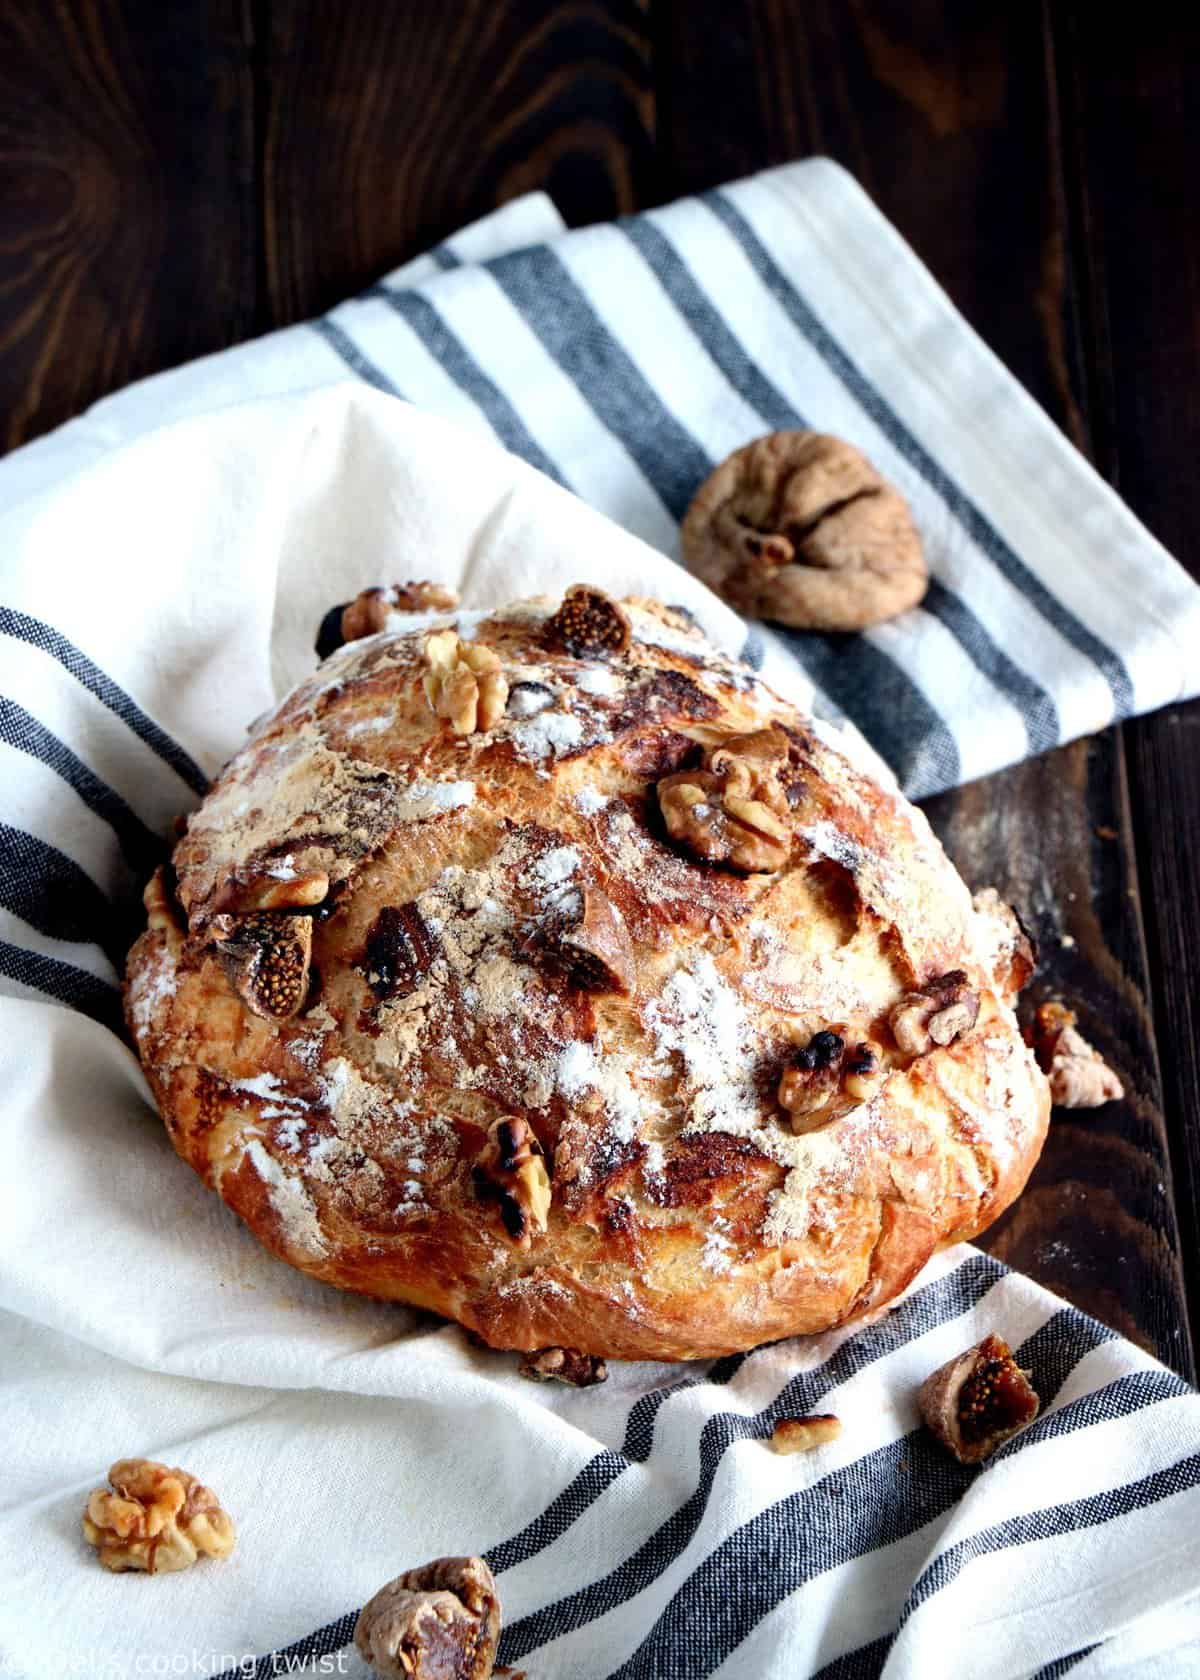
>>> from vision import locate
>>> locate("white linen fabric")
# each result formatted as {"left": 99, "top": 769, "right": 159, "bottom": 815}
{"left": 4, "top": 163, "right": 1198, "bottom": 799}
{"left": 2, "top": 167, "right": 1199, "bottom": 1680}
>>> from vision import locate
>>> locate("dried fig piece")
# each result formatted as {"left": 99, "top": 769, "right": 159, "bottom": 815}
{"left": 681, "top": 431, "right": 927, "bottom": 631}
{"left": 472, "top": 1118, "right": 552, "bottom": 1249}
{"left": 1030, "top": 1001, "right": 1123, "bottom": 1108}
{"left": 546, "top": 585, "right": 631, "bottom": 657}
{"left": 519, "top": 1346, "right": 608, "bottom": 1386}
{"left": 658, "top": 726, "right": 792, "bottom": 874}
{"left": 890, "top": 970, "right": 979, "bottom": 1056}
{"left": 363, "top": 904, "right": 439, "bottom": 1003}
{"left": 212, "top": 912, "right": 312, "bottom": 1020}
{"left": 354, "top": 1554, "right": 500, "bottom": 1680}
{"left": 520, "top": 885, "right": 636, "bottom": 995}
{"left": 919, "top": 1333, "right": 1039, "bottom": 1463}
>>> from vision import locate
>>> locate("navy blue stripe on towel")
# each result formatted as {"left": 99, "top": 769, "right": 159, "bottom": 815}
{"left": 0, "top": 608, "right": 207, "bottom": 795}
{"left": 0, "top": 938, "right": 122, "bottom": 1032}
{"left": 0, "top": 823, "right": 129, "bottom": 967}
{"left": 310, "top": 317, "right": 402, "bottom": 396}
{"left": 703, "top": 189, "right": 1135, "bottom": 719}
{"left": 602, "top": 1320, "right": 1159, "bottom": 1680}
{"left": 485, "top": 244, "right": 712, "bottom": 522}
{"left": 500, "top": 1255, "right": 1005, "bottom": 1666}
{"left": 367, "top": 285, "right": 565, "bottom": 484}
{"left": 0, "top": 696, "right": 165, "bottom": 874}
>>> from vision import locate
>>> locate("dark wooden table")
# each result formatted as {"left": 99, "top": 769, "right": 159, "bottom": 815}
{"left": 2, "top": 2, "right": 1196, "bottom": 1377}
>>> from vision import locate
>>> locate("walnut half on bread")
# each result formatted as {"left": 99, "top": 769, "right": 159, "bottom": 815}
{"left": 124, "top": 585, "right": 1049, "bottom": 1364}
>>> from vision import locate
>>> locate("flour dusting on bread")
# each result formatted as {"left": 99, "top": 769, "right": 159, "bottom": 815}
{"left": 126, "top": 587, "right": 1049, "bottom": 1361}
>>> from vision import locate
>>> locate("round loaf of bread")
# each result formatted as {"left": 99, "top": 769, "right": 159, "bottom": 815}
{"left": 126, "top": 588, "right": 1049, "bottom": 1362}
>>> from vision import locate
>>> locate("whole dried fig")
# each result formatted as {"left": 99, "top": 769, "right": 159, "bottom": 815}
{"left": 681, "top": 431, "right": 927, "bottom": 632}
{"left": 354, "top": 1555, "right": 500, "bottom": 1679}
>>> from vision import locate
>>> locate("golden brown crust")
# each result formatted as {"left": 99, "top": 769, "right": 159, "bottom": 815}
{"left": 126, "top": 590, "right": 1049, "bottom": 1362}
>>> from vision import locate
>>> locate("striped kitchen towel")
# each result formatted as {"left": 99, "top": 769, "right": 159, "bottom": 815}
{"left": 2, "top": 164, "right": 1200, "bottom": 1680}
{"left": 5, "top": 161, "right": 1199, "bottom": 799}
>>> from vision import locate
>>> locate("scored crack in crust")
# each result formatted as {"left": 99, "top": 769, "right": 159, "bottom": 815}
{"left": 125, "top": 586, "right": 1050, "bottom": 1363}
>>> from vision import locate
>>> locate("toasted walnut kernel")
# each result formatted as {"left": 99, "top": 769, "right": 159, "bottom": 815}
{"left": 1030, "top": 1001, "right": 1124, "bottom": 1108}
{"left": 779, "top": 1031, "right": 883, "bottom": 1131}
{"left": 472, "top": 1118, "right": 552, "bottom": 1249}
{"left": 681, "top": 430, "right": 928, "bottom": 631}
{"left": 546, "top": 584, "right": 631, "bottom": 657}
{"left": 211, "top": 911, "right": 312, "bottom": 1020}
{"left": 215, "top": 867, "right": 331, "bottom": 915}
{"left": 658, "top": 726, "right": 792, "bottom": 874}
{"left": 354, "top": 1555, "right": 500, "bottom": 1680}
{"left": 843, "top": 1040, "right": 884, "bottom": 1103}
{"left": 520, "top": 885, "right": 636, "bottom": 995}
{"left": 342, "top": 581, "right": 460, "bottom": 643}
{"left": 395, "top": 580, "right": 460, "bottom": 613}
{"left": 920, "top": 1334, "right": 1039, "bottom": 1463}
{"left": 423, "top": 630, "right": 508, "bottom": 736}
{"left": 770, "top": 1415, "right": 843, "bottom": 1454}
{"left": 520, "top": 1346, "right": 609, "bottom": 1386}
{"left": 890, "top": 970, "right": 980, "bottom": 1057}
{"left": 778, "top": 1029, "right": 844, "bottom": 1123}
{"left": 82, "top": 1458, "right": 235, "bottom": 1574}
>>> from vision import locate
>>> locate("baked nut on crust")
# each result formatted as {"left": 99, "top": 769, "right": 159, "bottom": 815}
{"left": 343, "top": 581, "right": 461, "bottom": 644}
{"left": 423, "top": 631, "right": 508, "bottom": 735}
{"left": 125, "top": 587, "right": 1049, "bottom": 1363}
{"left": 82, "top": 1459, "right": 235, "bottom": 1574}
{"left": 658, "top": 726, "right": 792, "bottom": 873}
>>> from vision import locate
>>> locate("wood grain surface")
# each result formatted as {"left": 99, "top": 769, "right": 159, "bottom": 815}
{"left": 0, "top": 0, "right": 1195, "bottom": 1374}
